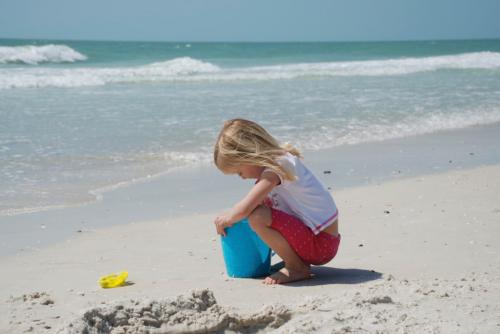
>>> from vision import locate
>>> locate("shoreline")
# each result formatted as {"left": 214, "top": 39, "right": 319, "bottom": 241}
{"left": 1, "top": 163, "right": 499, "bottom": 332}
{"left": 3, "top": 120, "right": 500, "bottom": 220}
{"left": 1, "top": 121, "right": 500, "bottom": 258}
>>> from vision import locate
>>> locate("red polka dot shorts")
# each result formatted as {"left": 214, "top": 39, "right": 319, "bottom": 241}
{"left": 269, "top": 208, "right": 341, "bottom": 265}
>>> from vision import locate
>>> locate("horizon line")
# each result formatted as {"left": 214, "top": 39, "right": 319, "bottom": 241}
{"left": 1, "top": 36, "right": 500, "bottom": 44}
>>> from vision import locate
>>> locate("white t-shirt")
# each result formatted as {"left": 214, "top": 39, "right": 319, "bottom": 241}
{"left": 263, "top": 152, "right": 338, "bottom": 235}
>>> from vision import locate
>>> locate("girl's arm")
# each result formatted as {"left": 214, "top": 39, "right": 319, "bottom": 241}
{"left": 215, "top": 171, "right": 280, "bottom": 235}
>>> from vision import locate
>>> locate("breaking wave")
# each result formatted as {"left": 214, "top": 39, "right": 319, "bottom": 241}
{"left": 1, "top": 52, "right": 500, "bottom": 89}
{"left": 0, "top": 44, "right": 87, "bottom": 65}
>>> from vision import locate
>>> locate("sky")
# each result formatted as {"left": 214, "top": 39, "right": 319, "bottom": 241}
{"left": 0, "top": 0, "right": 499, "bottom": 42}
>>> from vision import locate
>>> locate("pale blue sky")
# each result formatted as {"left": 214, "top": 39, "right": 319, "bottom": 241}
{"left": 0, "top": 0, "right": 499, "bottom": 42}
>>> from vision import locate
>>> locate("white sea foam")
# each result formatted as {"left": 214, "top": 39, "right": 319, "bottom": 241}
{"left": 0, "top": 44, "right": 87, "bottom": 65}
{"left": 251, "top": 51, "right": 500, "bottom": 78}
{"left": 1, "top": 52, "right": 499, "bottom": 89}
{"left": 295, "top": 108, "right": 500, "bottom": 150}
{"left": 163, "top": 151, "right": 212, "bottom": 165}
{"left": 0, "top": 57, "right": 220, "bottom": 89}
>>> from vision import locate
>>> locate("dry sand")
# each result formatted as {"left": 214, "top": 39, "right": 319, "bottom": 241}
{"left": 1, "top": 165, "right": 500, "bottom": 333}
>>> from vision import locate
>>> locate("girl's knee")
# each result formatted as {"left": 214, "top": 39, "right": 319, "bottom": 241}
{"left": 248, "top": 205, "right": 271, "bottom": 231}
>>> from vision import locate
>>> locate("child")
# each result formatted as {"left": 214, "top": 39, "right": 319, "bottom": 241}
{"left": 213, "top": 118, "right": 340, "bottom": 285}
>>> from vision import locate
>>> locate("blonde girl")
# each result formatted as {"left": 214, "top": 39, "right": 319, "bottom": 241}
{"left": 214, "top": 118, "right": 340, "bottom": 284}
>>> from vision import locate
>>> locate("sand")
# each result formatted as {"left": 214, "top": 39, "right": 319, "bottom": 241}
{"left": 1, "top": 164, "right": 500, "bottom": 333}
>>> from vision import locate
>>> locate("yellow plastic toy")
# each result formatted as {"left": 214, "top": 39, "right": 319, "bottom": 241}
{"left": 99, "top": 271, "right": 128, "bottom": 288}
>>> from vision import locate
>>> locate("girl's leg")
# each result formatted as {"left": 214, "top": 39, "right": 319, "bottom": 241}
{"left": 248, "top": 205, "right": 311, "bottom": 284}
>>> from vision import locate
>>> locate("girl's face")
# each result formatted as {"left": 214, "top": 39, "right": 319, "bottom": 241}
{"left": 229, "top": 164, "right": 264, "bottom": 180}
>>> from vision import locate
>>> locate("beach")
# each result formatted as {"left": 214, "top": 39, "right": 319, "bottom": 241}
{"left": 1, "top": 125, "right": 500, "bottom": 333}
{"left": 1, "top": 39, "right": 500, "bottom": 333}
{"left": 1, "top": 165, "right": 499, "bottom": 332}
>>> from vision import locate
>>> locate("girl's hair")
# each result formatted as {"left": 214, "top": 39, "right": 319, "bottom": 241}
{"left": 214, "top": 118, "right": 302, "bottom": 181}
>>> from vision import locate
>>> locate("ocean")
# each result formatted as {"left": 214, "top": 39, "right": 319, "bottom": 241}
{"left": 1, "top": 39, "right": 500, "bottom": 216}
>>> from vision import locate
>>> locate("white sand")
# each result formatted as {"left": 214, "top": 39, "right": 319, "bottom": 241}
{"left": 1, "top": 165, "right": 500, "bottom": 333}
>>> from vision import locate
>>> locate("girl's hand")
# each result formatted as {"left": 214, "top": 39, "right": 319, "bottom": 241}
{"left": 214, "top": 215, "right": 232, "bottom": 237}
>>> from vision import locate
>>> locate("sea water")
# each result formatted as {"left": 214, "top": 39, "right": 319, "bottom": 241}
{"left": 1, "top": 39, "right": 500, "bottom": 215}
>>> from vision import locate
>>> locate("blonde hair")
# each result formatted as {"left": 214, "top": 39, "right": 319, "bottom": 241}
{"left": 214, "top": 118, "right": 302, "bottom": 181}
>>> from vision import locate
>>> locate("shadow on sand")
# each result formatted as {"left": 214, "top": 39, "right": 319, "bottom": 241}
{"left": 267, "top": 261, "right": 383, "bottom": 287}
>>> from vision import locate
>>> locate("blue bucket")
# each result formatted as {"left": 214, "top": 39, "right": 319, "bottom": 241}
{"left": 221, "top": 218, "right": 271, "bottom": 278}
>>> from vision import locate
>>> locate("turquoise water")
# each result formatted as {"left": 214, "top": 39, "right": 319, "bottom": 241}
{"left": 2, "top": 39, "right": 500, "bottom": 66}
{"left": 1, "top": 39, "right": 500, "bottom": 215}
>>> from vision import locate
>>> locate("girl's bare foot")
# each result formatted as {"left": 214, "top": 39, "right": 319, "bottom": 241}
{"left": 263, "top": 267, "right": 311, "bottom": 285}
